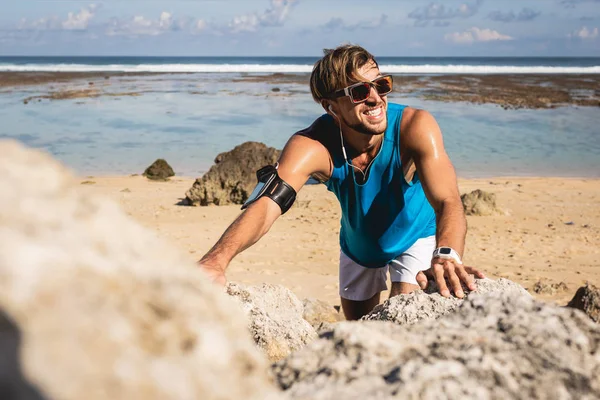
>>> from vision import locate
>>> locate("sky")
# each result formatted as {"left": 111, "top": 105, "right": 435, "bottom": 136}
{"left": 0, "top": 0, "right": 599, "bottom": 57}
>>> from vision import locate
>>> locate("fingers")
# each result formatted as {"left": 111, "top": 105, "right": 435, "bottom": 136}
{"left": 465, "top": 265, "right": 486, "bottom": 279}
{"left": 444, "top": 263, "right": 464, "bottom": 299}
{"left": 416, "top": 271, "right": 428, "bottom": 290}
{"left": 456, "top": 264, "right": 476, "bottom": 292}
{"left": 432, "top": 263, "right": 450, "bottom": 298}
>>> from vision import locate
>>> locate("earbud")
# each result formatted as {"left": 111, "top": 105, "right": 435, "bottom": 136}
{"left": 328, "top": 105, "right": 337, "bottom": 118}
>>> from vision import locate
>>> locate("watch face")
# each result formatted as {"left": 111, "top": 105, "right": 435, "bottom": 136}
{"left": 440, "top": 247, "right": 452, "bottom": 255}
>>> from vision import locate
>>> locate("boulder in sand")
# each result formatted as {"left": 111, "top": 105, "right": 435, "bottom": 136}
{"left": 0, "top": 140, "right": 278, "bottom": 400}
{"left": 461, "top": 189, "right": 502, "bottom": 216}
{"left": 568, "top": 283, "right": 600, "bottom": 323}
{"left": 143, "top": 158, "right": 175, "bottom": 180}
{"left": 302, "top": 298, "right": 344, "bottom": 330}
{"left": 184, "top": 142, "right": 281, "bottom": 206}
{"left": 273, "top": 290, "right": 600, "bottom": 399}
{"left": 227, "top": 283, "right": 317, "bottom": 362}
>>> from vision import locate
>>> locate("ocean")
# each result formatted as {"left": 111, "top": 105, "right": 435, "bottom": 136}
{"left": 0, "top": 56, "right": 599, "bottom": 178}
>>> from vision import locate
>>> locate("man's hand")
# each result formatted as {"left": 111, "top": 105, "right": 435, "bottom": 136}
{"left": 198, "top": 262, "right": 227, "bottom": 286}
{"left": 416, "top": 258, "right": 485, "bottom": 298}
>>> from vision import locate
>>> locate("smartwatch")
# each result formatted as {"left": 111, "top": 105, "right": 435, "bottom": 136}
{"left": 432, "top": 247, "right": 462, "bottom": 265}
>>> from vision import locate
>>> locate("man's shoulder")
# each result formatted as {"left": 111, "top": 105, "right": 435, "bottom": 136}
{"left": 292, "top": 115, "right": 335, "bottom": 149}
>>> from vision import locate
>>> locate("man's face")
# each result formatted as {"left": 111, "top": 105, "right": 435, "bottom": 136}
{"left": 332, "top": 61, "right": 388, "bottom": 136}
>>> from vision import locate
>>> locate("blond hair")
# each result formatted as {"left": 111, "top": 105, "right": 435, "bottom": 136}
{"left": 309, "top": 44, "right": 379, "bottom": 103}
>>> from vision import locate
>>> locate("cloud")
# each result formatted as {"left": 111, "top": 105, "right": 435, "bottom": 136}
{"left": 408, "top": 0, "right": 482, "bottom": 26}
{"left": 106, "top": 12, "right": 194, "bottom": 36}
{"left": 17, "top": 4, "right": 98, "bottom": 31}
{"left": 568, "top": 26, "right": 599, "bottom": 39}
{"left": 321, "top": 14, "right": 387, "bottom": 32}
{"left": 63, "top": 4, "right": 98, "bottom": 30}
{"left": 445, "top": 27, "right": 513, "bottom": 44}
{"left": 229, "top": 0, "right": 298, "bottom": 33}
{"left": 488, "top": 8, "right": 541, "bottom": 23}
{"left": 561, "top": 0, "right": 600, "bottom": 8}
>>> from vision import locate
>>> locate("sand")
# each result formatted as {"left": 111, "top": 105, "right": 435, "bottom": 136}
{"left": 78, "top": 174, "right": 600, "bottom": 307}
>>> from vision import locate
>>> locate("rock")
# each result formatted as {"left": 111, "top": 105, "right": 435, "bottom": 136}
{"left": 143, "top": 159, "right": 175, "bottom": 181}
{"left": 0, "top": 140, "right": 278, "bottom": 400}
{"left": 184, "top": 142, "right": 281, "bottom": 206}
{"left": 273, "top": 291, "right": 600, "bottom": 399}
{"left": 363, "top": 278, "right": 529, "bottom": 325}
{"left": 533, "top": 279, "right": 569, "bottom": 295}
{"left": 567, "top": 283, "right": 600, "bottom": 323}
{"left": 227, "top": 283, "right": 317, "bottom": 362}
{"left": 302, "top": 298, "right": 344, "bottom": 329}
{"left": 460, "top": 189, "right": 502, "bottom": 216}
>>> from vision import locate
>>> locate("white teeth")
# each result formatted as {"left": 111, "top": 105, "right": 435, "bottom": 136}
{"left": 365, "top": 107, "right": 382, "bottom": 117}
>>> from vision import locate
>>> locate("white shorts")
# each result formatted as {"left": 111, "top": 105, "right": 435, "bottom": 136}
{"left": 339, "top": 236, "right": 436, "bottom": 301}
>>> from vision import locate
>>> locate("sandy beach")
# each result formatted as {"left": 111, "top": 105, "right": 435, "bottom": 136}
{"left": 78, "top": 174, "right": 600, "bottom": 307}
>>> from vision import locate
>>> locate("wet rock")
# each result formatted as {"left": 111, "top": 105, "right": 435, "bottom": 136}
{"left": 363, "top": 278, "right": 529, "bottom": 325}
{"left": 227, "top": 283, "right": 317, "bottom": 362}
{"left": 0, "top": 140, "right": 278, "bottom": 400}
{"left": 184, "top": 142, "right": 281, "bottom": 206}
{"left": 143, "top": 159, "right": 175, "bottom": 181}
{"left": 461, "top": 189, "right": 503, "bottom": 216}
{"left": 302, "top": 298, "right": 344, "bottom": 329}
{"left": 567, "top": 283, "right": 600, "bottom": 323}
{"left": 273, "top": 291, "right": 600, "bottom": 400}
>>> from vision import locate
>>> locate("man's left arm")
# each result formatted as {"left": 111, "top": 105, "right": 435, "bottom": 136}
{"left": 406, "top": 109, "right": 485, "bottom": 298}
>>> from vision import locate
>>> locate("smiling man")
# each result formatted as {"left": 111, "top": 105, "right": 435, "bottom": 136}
{"left": 199, "top": 44, "right": 484, "bottom": 320}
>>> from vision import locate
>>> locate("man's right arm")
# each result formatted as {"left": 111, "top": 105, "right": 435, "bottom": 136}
{"left": 198, "top": 133, "right": 332, "bottom": 284}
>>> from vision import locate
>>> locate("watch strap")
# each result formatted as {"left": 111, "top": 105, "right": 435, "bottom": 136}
{"left": 432, "top": 247, "right": 463, "bottom": 264}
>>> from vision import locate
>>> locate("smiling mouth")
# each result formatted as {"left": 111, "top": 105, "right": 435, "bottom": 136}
{"left": 364, "top": 106, "right": 384, "bottom": 119}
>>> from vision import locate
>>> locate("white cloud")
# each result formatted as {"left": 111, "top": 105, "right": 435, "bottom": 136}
{"left": 408, "top": 0, "right": 482, "bottom": 26}
{"left": 106, "top": 11, "right": 193, "bottom": 36}
{"left": 18, "top": 4, "right": 97, "bottom": 31}
{"left": 568, "top": 26, "right": 599, "bottom": 39}
{"left": 321, "top": 14, "right": 387, "bottom": 32}
{"left": 63, "top": 5, "right": 97, "bottom": 30}
{"left": 445, "top": 27, "right": 513, "bottom": 44}
{"left": 229, "top": 0, "right": 298, "bottom": 33}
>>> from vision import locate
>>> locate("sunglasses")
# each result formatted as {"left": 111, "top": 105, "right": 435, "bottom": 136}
{"left": 331, "top": 75, "right": 393, "bottom": 104}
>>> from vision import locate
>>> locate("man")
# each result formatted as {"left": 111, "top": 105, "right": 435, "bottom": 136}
{"left": 199, "top": 44, "right": 484, "bottom": 320}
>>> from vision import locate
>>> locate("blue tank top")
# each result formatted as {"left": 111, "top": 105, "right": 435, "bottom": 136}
{"left": 324, "top": 103, "right": 436, "bottom": 268}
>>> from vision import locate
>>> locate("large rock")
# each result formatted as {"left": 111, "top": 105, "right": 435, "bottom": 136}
{"left": 302, "top": 298, "right": 344, "bottom": 330}
{"left": 461, "top": 189, "right": 502, "bottom": 216}
{"left": 185, "top": 142, "right": 281, "bottom": 206}
{"left": 273, "top": 291, "right": 600, "bottom": 399}
{"left": 143, "top": 159, "right": 175, "bottom": 181}
{"left": 0, "top": 140, "right": 279, "bottom": 400}
{"left": 227, "top": 283, "right": 317, "bottom": 362}
{"left": 363, "top": 278, "right": 530, "bottom": 325}
{"left": 568, "top": 283, "right": 600, "bottom": 323}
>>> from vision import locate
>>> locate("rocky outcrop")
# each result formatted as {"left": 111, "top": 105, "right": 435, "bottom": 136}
{"left": 568, "top": 283, "right": 600, "bottom": 323}
{"left": 461, "top": 189, "right": 503, "bottom": 216}
{"left": 227, "top": 283, "right": 317, "bottom": 362}
{"left": 143, "top": 159, "right": 175, "bottom": 180}
{"left": 0, "top": 140, "right": 278, "bottom": 400}
{"left": 364, "top": 278, "right": 530, "bottom": 325}
{"left": 184, "top": 142, "right": 281, "bottom": 206}
{"left": 273, "top": 291, "right": 600, "bottom": 400}
{"left": 302, "top": 298, "right": 344, "bottom": 329}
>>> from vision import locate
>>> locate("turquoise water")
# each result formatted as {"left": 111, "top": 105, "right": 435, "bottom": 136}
{"left": 0, "top": 74, "right": 599, "bottom": 178}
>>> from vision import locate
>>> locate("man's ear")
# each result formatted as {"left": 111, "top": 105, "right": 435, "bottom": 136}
{"left": 322, "top": 100, "right": 338, "bottom": 116}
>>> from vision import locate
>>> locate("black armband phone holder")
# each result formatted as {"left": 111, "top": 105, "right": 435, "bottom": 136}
{"left": 241, "top": 164, "right": 297, "bottom": 214}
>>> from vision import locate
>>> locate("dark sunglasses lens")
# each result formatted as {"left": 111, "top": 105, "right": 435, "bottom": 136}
{"left": 350, "top": 83, "right": 371, "bottom": 103}
{"left": 375, "top": 77, "right": 392, "bottom": 95}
